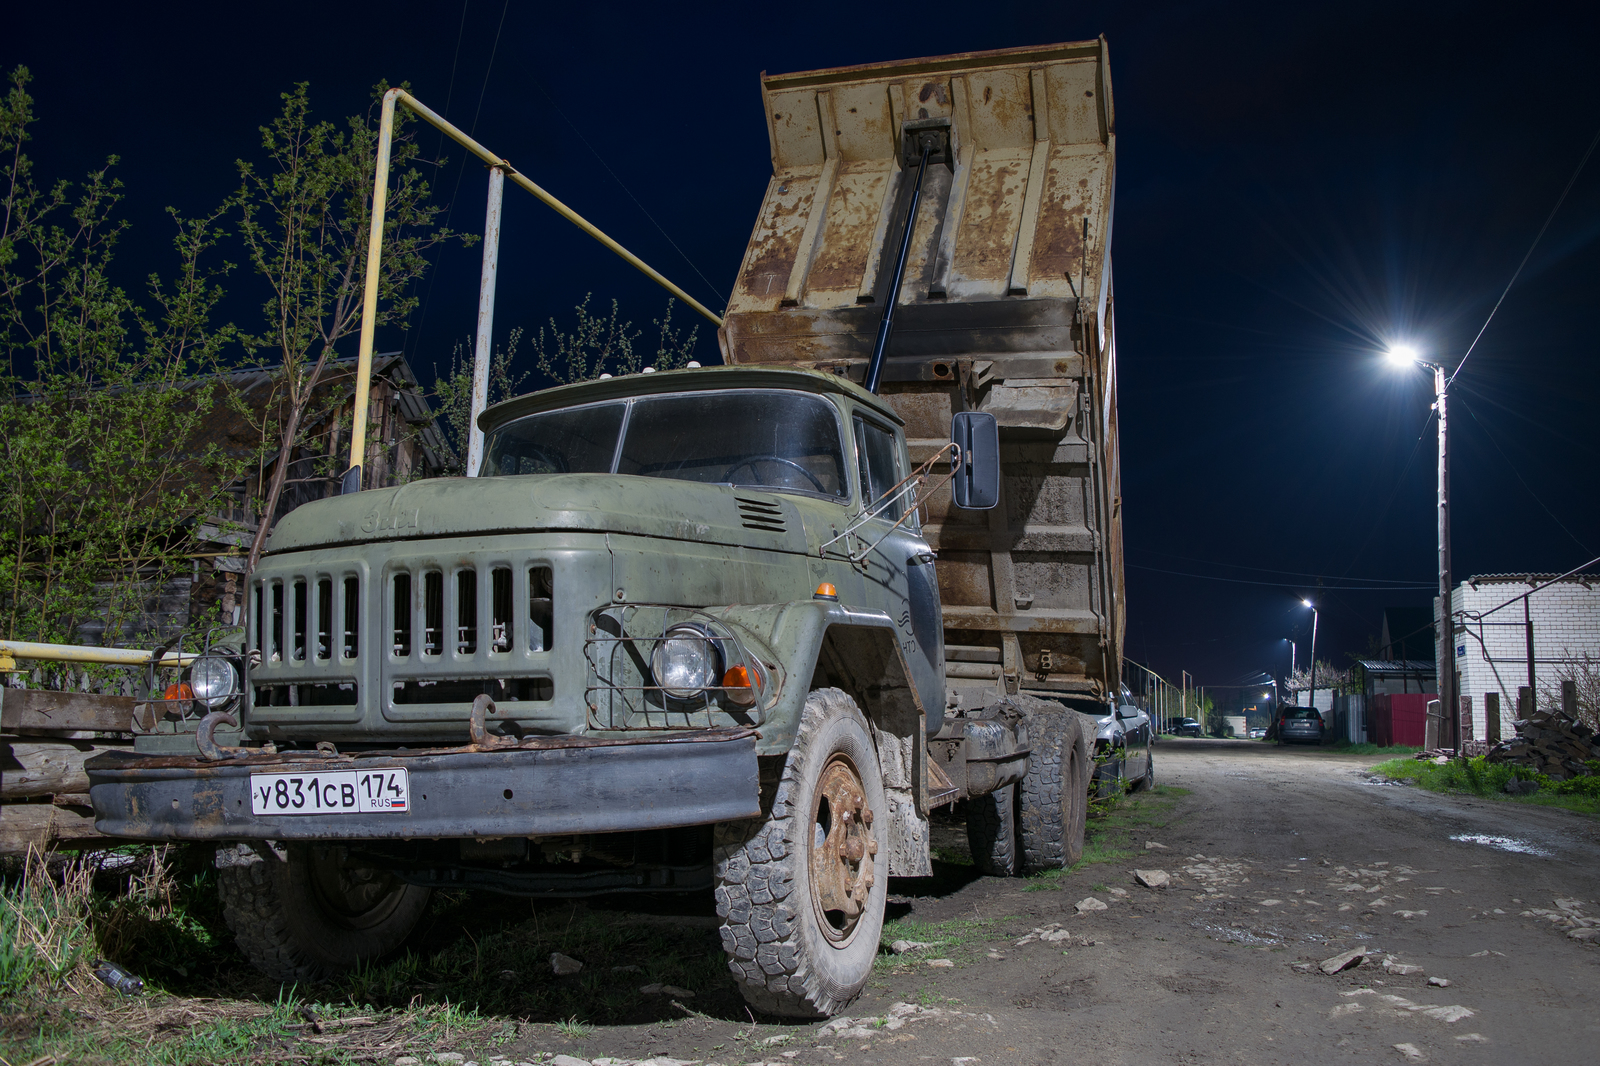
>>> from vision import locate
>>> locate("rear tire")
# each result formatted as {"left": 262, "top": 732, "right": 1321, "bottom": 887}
{"left": 1095, "top": 751, "right": 1127, "bottom": 799}
{"left": 965, "top": 785, "right": 1019, "bottom": 877}
{"left": 714, "top": 688, "right": 887, "bottom": 1018}
{"left": 1018, "top": 705, "right": 1090, "bottom": 871}
{"left": 217, "top": 843, "right": 430, "bottom": 981}
{"left": 1133, "top": 749, "right": 1156, "bottom": 792}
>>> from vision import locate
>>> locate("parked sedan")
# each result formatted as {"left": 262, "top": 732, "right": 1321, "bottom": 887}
{"left": 1248, "top": 727, "right": 1267, "bottom": 739}
{"left": 1278, "top": 707, "right": 1326, "bottom": 744}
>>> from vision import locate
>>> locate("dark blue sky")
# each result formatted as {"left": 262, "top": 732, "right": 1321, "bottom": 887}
{"left": 9, "top": 1, "right": 1597, "bottom": 688}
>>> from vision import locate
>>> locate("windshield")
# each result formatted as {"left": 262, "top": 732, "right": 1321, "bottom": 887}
{"left": 482, "top": 389, "right": 848, "bottom": 498}
{"left": 482, "top": 401, "right": 625, "bottom": 476}
{"left": 1284, "top": 708, "right": 1321, "bottom": 720}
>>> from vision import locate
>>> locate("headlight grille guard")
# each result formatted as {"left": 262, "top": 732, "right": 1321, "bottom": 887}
{"left": 584, "top": 605, "right": 777, "bottom": 731}
{"left": 134, "top": 625, "right": 246, "bottom": 733}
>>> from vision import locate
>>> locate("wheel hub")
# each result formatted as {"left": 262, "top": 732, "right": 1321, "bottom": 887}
{"left": 808, "top": 754, "right": 879, "bottom": 943}
{"left": 306, "top": 845, "right": 409, "bottom": 930}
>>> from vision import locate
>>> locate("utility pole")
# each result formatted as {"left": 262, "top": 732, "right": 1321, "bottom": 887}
{"left": 1432, "top": 361, "right": 1457, "bottom": 753}
{"left": 465, "top": 166, "right": 506, "bottom": 478}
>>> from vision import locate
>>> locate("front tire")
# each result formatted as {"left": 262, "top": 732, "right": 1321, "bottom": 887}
{"left": 217, "top": 843, "right": 430, "bottom": 981}
{"left": 714, "top": 688, "right": 888, "bottom": 1018}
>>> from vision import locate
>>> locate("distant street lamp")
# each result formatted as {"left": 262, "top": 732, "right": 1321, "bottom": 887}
{"left": 1301, "top": 600, "right": 1319, "bottom": 714}
{"left": 1386, "top": 344, "right": 1456, "bottom": 752}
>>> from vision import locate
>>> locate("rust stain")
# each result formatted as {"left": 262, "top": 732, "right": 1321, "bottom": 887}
{"left": 806, "top": 162, "right": 890, "bottom": 295}
{"left": 952, "top": 151, "right": 1027, "bottom": 283}
{"left": 935, "top": 551, "right": 994, "bottom": 609}
{"left": 734, "top": 172, "right": 819, "bottom": 308}
{"left": 1031, "top": 151, "right": 1093, "bottom": 284}
{"left": 918, "top": 81, "right": 950, "bottom": 105}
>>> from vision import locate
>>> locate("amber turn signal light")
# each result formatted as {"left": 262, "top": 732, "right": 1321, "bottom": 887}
{"left": 721, "top": 663, "right": 762, "bottom": 706}
{"left": 813, "top": 582, "right": 838, "bottom": 601}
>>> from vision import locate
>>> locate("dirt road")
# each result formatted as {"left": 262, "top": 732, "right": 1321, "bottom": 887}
{"left": 486, "top": 737, "right": 1600, "bottom": 1065}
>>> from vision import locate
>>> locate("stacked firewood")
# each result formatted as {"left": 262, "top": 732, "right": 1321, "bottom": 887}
{"left": 1485, "top": 708, "right": 1600, "bottom": 780}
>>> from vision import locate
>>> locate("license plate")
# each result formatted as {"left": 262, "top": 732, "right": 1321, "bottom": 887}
{"left": 249, "top": 768, "right": 410, "bottom": 815}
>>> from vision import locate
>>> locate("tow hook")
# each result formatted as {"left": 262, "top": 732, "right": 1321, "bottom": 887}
{"left": 195, "top": 711, "right": 248, "bottom": 760}
{"left": 468, "top": 693, "right": 519, "bottom": 750}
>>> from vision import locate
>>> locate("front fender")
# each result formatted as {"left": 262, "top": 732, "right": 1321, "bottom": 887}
{"left": 707, "top": 601, "right": 941, "bottom": 756}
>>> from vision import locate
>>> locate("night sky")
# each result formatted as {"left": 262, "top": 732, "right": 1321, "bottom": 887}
{"left": 9, "top": 1, "right": 1597, "bottom": 690}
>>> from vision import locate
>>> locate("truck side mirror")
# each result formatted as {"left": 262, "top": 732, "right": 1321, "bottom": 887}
{"left": 950, "top": 411, "right": 1000, "bottom": 509}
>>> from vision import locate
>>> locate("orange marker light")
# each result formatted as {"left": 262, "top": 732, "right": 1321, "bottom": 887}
{"left": 722, "top": 663, "right": 762, "bottom": 706}
{"left": 813, "top": 582, "right": 838, "bottom": 601}
{"left": 163, "top": 682, "right": 194, "bottom": 701}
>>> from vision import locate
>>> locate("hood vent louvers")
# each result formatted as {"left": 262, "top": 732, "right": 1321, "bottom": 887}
{"left": 735, "top": 496, "right": 787, "bottom": 534}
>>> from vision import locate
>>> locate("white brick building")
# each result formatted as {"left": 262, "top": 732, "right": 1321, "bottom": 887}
{"left": 1445, "top": 573, "right": 1600, "bottom": 743}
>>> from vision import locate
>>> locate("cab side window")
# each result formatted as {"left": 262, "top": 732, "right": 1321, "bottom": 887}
{"left": 853, "top": 415, "right": 902, "bottom": 520}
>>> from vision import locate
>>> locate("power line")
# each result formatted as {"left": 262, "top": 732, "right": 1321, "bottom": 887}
{"left": 1453, "top": 392, "right": 1594, "bottom": 555}
{"left": 1127, "top": 563, "right": 1434, "bottom": 591}
{"left": 1447, "top": 126, "right": 1600, "bottom": 388}
{"left": 531, "top": 83, "right": 726, "bottom": 312}
{"left": 436, "top": 1, "right": 469, "bottom": 154}
{"left": 1137, "top": 550, "right": 1429, "bottom": 586}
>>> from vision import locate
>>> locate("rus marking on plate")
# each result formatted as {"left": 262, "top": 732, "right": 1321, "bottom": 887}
{"left": 250, "top": 768, "right": 410, "bottom": 815}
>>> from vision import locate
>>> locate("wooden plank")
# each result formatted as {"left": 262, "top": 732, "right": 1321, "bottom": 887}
{"left": 1, "top": 739, "right": 129, "bottom": 799}
{"left": 0, "top": 802, "right": 106, "bottom": 855}
{"left": 0, "top": 688, "right": 137, "bottom": 735}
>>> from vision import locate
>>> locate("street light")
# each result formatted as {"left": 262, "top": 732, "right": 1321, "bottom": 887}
{"left": 1386, "top": 343, "right": 1456, "bottom": 752}
{"left": 1301, "top": 599, "right": 1319, "bottom": 715}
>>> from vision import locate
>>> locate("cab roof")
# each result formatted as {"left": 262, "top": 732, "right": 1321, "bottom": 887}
{"left": 478, "top": 364, "right": 904, "bottom": 433}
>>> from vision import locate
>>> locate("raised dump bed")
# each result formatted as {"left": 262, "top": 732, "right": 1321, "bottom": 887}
{"left": 721, "top": 39, "right": 1125, "bottom": 704}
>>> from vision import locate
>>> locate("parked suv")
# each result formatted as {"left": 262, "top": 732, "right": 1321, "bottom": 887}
{"left": 1278, "top": 707, "right": 1326, "bottom": 744}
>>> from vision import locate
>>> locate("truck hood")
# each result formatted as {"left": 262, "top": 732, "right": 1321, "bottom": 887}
{"left": 263, "top": 474, "right": 812, "bottom": 555}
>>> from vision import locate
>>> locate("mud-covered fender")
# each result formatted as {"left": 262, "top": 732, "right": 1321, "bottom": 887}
{"left": 711, "top": 600, "right": 937, "bottom": 877}
{"left": 706, "top": 600, "right": 943, "bottom": 757}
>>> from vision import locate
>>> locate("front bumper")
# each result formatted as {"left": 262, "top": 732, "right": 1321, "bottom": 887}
{"left": 87, "top": 728, "right": 761, "bottom": 841}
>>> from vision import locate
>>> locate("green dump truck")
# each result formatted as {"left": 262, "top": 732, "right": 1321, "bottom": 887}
{"left": 87, "top": 38, "right": 1123, "bottom": 1019}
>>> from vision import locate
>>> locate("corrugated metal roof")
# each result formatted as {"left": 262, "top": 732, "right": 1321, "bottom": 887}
{"left": 1355, "top": 659, "right": 1437, "bottom": 675}
{"left": 1464, "top": 572, "right": 1599, "bottom": 586}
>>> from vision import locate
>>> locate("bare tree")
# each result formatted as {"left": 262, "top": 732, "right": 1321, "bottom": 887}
{"left": 1540, "top": 652, "right": 1600, "bottom": 732}
{"left": 531, "top": 294, "right": 700, "bottom": 385}
{"left": 236, "top": 83, "right": 469, "bottom": 572}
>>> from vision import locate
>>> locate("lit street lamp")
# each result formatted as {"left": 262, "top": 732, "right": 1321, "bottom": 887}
{"left": 1386, "top": 344, "right": 1456, "bottom": 752}
{"left": 1301, "top": 599, "right": 1319, "bottom": 714}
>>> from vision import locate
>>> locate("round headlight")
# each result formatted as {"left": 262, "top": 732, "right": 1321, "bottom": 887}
{"left": 650, "top": 624, "right": 722, "bottom": 699}
{"left": 189, "top": 657, "right": 239, "bottom": 708}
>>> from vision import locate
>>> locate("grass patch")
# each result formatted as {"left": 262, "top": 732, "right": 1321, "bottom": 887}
{"left": 0, "top": 846, "right": 502, "bottom": 1065}
{"left": 875, "top": 913, "right": 1017, "bottom": 969}
{"left": 1371, "top": 756, "right": 1600, "bottom": 816}
{"left": 0, "top": 843, "right": 752, "bottom": 1064}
